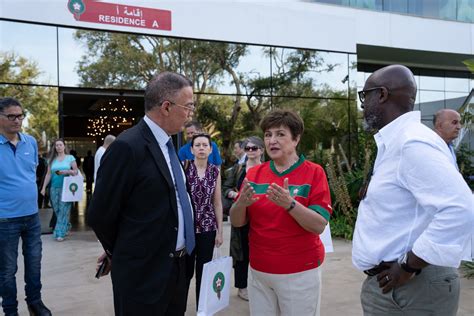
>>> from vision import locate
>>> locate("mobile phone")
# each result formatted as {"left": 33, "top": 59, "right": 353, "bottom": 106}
{"left": 95, "top": 259, "right": 108, "bottom": 279}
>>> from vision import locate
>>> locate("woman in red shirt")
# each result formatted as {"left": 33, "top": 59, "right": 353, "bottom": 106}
{"left": 230, "top": 109, "right": 332, "bottom": 316}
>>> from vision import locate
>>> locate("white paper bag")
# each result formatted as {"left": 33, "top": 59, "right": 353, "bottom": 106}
{"left": 61, "top": 172, "right": 84, "bottom": 202}
{"left": 197, "top": 248, "right": 232, "bottom": 316}
{"left": 320, "top": 223, "right": 334, "bottom": 253}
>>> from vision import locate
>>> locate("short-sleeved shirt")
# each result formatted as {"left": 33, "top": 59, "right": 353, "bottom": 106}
{"left": 0, "top": 133, "right": 38, "bottom": 218}
{"left": 185, "top": 161, "right": 219, "bottom": 234}
{"left": 244, "top": 156, "right": 332, "bottom": 274}
{"left": 178, "top": 142, "right": 222, "bottom": 166}
{"left": 50, "top": 155, "right": 76, "bottom": 188}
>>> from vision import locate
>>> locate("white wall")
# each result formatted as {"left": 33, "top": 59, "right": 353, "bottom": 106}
{"left": 1, "top": 0, "right": 473, "bottom": 55}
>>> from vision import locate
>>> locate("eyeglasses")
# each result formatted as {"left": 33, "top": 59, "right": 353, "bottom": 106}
{"left": 358, "top": 87, "right": 384, "bottom": 104}
{"left": 0, "top": 113, "right": 25, "bottom": 121}
{"left": 168, "top": 101, "right": 195, "bottom": 112}
{"left": 244, "top": 146, "right": 260, "bottom": 152}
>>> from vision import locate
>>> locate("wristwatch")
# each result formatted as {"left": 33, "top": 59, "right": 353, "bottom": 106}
{"left": 398, "top": 253, "right": 422, "bottom": 275}
{"left": 286, "top": 200, "right": 296, "bottom": 212}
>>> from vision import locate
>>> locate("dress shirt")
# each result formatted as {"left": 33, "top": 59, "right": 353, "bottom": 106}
{"left": 353, "top": 111, "right": 473, "bottom": 270}
{"left": 144, "top": 115, "right": 193, "bottom": 251}
{"left": 93, "top": 146, "right": 105, "bottom": 182}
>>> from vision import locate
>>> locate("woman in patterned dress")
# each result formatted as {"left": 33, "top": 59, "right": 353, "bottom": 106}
{"left": 185, "top": 133, "right": 223, "bottom": 306}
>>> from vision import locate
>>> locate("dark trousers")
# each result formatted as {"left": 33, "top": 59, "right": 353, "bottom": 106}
{"left": 113, "top": 256, "right": 188, "bottom": 316}
{"left": 189, "top": 230, "right": 216, "bottom": 307}
{"left": 234, "top": 224, "right": 249, "bottom": 289}
{"left": 0, "top": 214, "right": 43, "bottom": 315}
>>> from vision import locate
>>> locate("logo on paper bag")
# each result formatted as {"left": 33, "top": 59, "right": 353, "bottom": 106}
{"left": 212, "top": 272, "right": 225, "bottom": 300}
{"left": 69, "top": 183, "right": 79, "bottom": 196}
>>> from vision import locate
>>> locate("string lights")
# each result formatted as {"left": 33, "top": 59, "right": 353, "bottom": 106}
{"left": 87, "top": 98, "right": 135, "bottom": 139}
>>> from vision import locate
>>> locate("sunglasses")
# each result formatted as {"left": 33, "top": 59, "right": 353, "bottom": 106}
{"left": 244, "top": 146, "right": 260, "bottom": 152}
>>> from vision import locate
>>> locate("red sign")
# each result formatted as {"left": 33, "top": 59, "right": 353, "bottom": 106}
{"left": 67, "top": 0, "right": 172, "bottom": 31}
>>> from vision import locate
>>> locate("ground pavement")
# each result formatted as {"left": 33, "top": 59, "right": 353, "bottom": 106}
{"left": 12, "top": 220, "right": 474, "bottom": 315}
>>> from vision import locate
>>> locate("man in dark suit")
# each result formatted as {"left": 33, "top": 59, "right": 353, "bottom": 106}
{"left": 87, "top": 72, "right": 196, "bottom": 316}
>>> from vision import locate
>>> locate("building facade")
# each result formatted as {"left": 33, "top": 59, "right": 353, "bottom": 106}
{"left": 1, "top": 0, "right": 472, "bottom": 157}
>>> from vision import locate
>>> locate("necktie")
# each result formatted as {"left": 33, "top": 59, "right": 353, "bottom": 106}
{"left": 166, "top": 139, "right": 195, "bottom": 253}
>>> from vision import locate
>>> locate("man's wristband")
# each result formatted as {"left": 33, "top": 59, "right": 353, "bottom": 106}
{"left": 286, "top": 200, "right": 296, "bottom": 212}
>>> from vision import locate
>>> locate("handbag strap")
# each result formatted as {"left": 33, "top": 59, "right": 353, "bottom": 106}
{"left": 213, "top": 247, "right": 222, "bottom": 260}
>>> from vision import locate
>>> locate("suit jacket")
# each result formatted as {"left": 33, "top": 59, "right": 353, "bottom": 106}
{"left": 88, "top": 119, "right": 181, "bottom": 305}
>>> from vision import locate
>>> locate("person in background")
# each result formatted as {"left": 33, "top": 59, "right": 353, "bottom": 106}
{"left": 352, "top": 64, "right": 472, "bottom": 316}
{"left": 93, "top": 134, "right": 115, "bottom": 183}
{"left": 230, "top": 109, "right": 332, "bottom": 315}
{"left": 178, "top": 121, "right": 222, "bottom": 166}
{"left": 223, "top": 136, "right": 264, "bottom": 301}
{"left": 41, "top": 139, "right": 78, "bottom": 242}
{"left": 0, "top": 97, "right": 52, "bottom": 316}
{"left": 82, "top": 150, "right": 94, "bottom": 194}
{"left": 185, "top": 133, "right": 224, "bottom": 307}
{"left": 36, "top": 151, "right": 48, "bottom": 209}
{"left": 88, "top": 72, "right": 196, "bottom": 315}
{"left": 69, "top": 149, "right": 81, "bottom": 169}
{"left": 233, "top": 139, "right": 247, "bottom": 165}
{"left": 433, "top": 108, "right": 462, "bottom": 169}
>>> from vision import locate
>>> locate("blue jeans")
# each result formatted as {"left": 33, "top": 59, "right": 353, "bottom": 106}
{"left": 0, "top": 213, "right": 43, "bottom": 315}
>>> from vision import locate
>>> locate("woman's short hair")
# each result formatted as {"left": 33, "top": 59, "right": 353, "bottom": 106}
{"left": 260, "top": 109, "right": 304, "bottom": 140}
{"left": 245, "top": 136, "right": 264, "bottom": 149}
{"left": 191, "top": 133, "right": 211, "bottom": 146}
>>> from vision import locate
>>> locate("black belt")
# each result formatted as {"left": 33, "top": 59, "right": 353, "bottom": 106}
{"left": 363, "top": 261, "right": 395, "bottom": 276}
{"left": 170, "top": 248, "right": 187, "bottom": 259}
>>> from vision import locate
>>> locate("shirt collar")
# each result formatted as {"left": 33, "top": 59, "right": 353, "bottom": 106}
{"left": 0, "top": 133, "right": 25, "bottom": 145}
{"left": 374, "top": 111, "right": 420, "bottom": 149}
{"left": 143, "top": 115, "right": 170, "bottom": 146}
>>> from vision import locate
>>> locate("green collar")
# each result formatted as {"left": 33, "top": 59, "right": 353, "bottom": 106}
{"left": 270, "top": 154, "right": 305, "bottom": 176}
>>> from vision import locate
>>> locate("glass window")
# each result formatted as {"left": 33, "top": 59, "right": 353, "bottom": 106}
{"left": 419, "top": 90, "right": 445, "bottom": 126}
{"left": 457, "top": 0, "right": 474, "bottom": 22}
{"left": 408, "top": 0, "right": 457, "bottom": 20}
{"left": 272, "top": 48, "right": 349, "bottom": 98}
{"left": 350, "top": 0, "right": 383, "bottom": 10}
{"left": 445, "top": 74, "right": 469, "bottom": 92}
{"left": 419, "top": 75, "right": 444, "bottom": 91}
{"left": 348, "top": 54, "right": 358, "bottom": 100}
{"left": 383, "top": 0, "right": 409, "bottom": 13}
{"left": 218, "top": 45, "right": 271, "bottom": 95}
{"left": 58, "top": 28, "right": 85, "bottom": 87}
{"left": 445, "top": 91, "right": 469, "bottom": 109}
{"left": 0, "top": 21, "right": 58, "bottom": 85}
{"left": 311, "top": 0, "right": 351, "bottom": 5}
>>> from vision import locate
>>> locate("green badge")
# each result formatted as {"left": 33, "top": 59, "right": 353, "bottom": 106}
{"left": 69, "top": 183, "right": 78, "bottom": 196}
{"left": 212, "top": 272, "right": 225, "bottom": 300}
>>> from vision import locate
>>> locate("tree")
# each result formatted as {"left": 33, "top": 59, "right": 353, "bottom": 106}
{"left": 0, "top": 52, "right": 58, "bottom": 148}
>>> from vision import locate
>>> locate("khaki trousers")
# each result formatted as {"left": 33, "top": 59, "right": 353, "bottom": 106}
{"left": 361, "top": 265, "right": 460, "bottom": 316}
{"left": 249, "top": 266, "right": 321, "bottom": 316}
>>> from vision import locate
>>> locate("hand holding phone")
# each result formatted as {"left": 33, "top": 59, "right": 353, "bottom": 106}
{"left": 95, "top": 253, "right": 111, "bottom": 279}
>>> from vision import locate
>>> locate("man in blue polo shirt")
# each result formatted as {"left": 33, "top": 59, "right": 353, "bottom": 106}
{"left": 178, "top": 121, "right": 222, "bottom": 166}
{"left": 0, "top": 97, "right": 51, "bottom": 316}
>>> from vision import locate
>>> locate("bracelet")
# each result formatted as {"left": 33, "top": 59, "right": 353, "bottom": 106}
{"left": 286, "top": 200, "right": 296, "bottom": 212}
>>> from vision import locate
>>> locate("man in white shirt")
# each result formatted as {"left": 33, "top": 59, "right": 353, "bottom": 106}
{"left": 93, "top": 134, "right": 115, "bottom": 182}
{"left": 352, "top": 65, "right": 472, "bottom": 316}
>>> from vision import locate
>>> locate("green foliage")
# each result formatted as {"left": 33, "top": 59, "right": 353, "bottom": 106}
{"left": 456, "top": 144, "right": 474, "bottom": 190}
{"left": 461, "top": 261, "right": 474, "bottom": 279}
{"left": 0, "top": 52, "right": 58, "bottom": 147}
